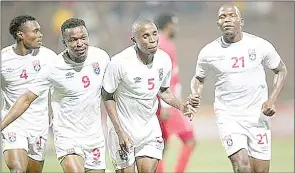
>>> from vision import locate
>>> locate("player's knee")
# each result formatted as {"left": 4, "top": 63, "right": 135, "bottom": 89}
{"left": 253, "top": 165, "right": 269, "bottom": 173}
{"left": 230, "top": 152, "right": 252, "bottom": 173}
{"left": 187, "top": 139, "right": 197, "bottom": 147}
{"left": 10, "top": 167, "right": 26, "bottom": 173}
{"left": 231, "top": 159, "right": 252, "bottom": 173}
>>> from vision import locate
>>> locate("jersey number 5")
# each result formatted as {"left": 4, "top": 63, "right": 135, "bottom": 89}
{"left": 20, "top": 69, "right": 28, "bottom": 79}
{"left": 82, "top": 76, "right": 90, "bottom": 88}
{"left": 148, "top": 78, "right": 155, "bottom": 90}
{"left": 232, "top": 56, "right": 245, "bottom": 68}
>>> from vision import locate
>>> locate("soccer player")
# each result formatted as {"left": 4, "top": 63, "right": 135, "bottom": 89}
{"left": 190, "top": 4, "right": 287, "bottom": 173}
{"left": 102, "top": 19, "right": 196, "bottom": 173}
{"left": 1, "top": 15, "right": 57, "bottom": 173}
{"left": 154, "top": 13, "right": 197, "bottom": 173}
{"left": 1, "top": 18, "right": 110, "bottom": 173}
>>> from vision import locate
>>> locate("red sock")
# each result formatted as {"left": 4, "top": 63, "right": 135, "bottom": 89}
{"left": 174, "top": 144, "right": 194, "bottom": 173}
{"left": 157, "top": 160, "right": 164, "bottom": 173}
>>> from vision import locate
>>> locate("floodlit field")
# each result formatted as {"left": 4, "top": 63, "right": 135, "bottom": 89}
{"left": 2, "top": 137, "right": 293, "bottom": 172}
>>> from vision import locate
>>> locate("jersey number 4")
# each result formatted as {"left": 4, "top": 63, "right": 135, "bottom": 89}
{"left": 20, "top": 69, "right": 28, "bottom": 79}
{"left": 232, "top": 56, "right": 245, "bottom": 68}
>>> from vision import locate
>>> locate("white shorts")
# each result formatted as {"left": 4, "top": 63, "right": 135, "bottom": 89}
{"left": 107, "top": 127, "right": 164, "bottom": 170}
{"left": 216, "top": 116, "right": 271, "bottom": 160}
{"left": 2, "top": 125, "right": 48, "bottom": 161}
{"left": 54, "top": 134, "right": 106, "bottom": 170}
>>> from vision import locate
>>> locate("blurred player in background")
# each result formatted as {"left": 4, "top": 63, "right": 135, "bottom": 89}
{"left": 102, "top": 19, "right": 196, "bottom": 173}
{"left": 154, "top": 13, "right": 197, "bottom": 173}
{"left": 1, "top": 15, "right": 57, "bottom": 173}
{"left": 190, "top": 4, "right": 287, "bottom": 173}
{"left": 1, "top": 18, "right": 110, "bottom": 173}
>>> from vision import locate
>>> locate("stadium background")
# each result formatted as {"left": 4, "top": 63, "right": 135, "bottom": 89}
{"left": 1, "top": 1, "right": 294, "bottom": 172}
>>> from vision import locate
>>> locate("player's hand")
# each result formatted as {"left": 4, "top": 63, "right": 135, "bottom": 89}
{"left": 118, "top": 131, "right": 133, "bottom": 153}
{"left": 182, "top": 101, "right": 198, "bottom": 121}
{"left": 262, "top": 100, "right": 276, "bottom": 116}
{"left": 188, "top": 94, "right": 201, "bottom": 108}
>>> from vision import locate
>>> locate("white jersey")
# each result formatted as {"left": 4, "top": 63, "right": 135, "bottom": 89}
{"left": 1, "top": 45, "right": 57, "bottom": 132}
{"left": 194, "top": 32, "right": 281, "bottom": 121}
{"left": 103, "top": 46, "right": 172, "bottom": 144}
{"left": 28, "top": 46, "right": 110, "bottom": 140}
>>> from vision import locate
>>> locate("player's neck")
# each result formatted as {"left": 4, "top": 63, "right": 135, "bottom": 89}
{"left": 135, "top": 46, "right": 154, "bottom": 65}
{"left": 223, "top": 32, "right": 243, "bottom": 43}
{"left": 13, "top": 42, "right": 33, "bottom": 56}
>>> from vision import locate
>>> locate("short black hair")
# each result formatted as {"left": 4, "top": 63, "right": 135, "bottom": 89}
{"left": 9, "top": 15, "right": 36, "bottom": 39}
{"left": 61, "top": 18, "right": 86, "bottom": 36}
{"left": 154, "top": 13, "right": 175, "bottom": 30}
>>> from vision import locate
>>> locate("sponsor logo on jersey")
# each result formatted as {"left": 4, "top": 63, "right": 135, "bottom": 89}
{"left": 32, "top": 60, "right": 41, "bottom": 72}
{"left": 92, "top": 62, "right": 100, "bottom": 75}
{"left": 248, "top": 49, "right": 256, "bottom": 60}
{"left": 65, "top": 72, "right": 74, "bottom": 79}
{"left": 158, "top": 68, "right": 163, "bottom": 81}
{"left": 134, "top": 77, "right": 142, "bottom": 83}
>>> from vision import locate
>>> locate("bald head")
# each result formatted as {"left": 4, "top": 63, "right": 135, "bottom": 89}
{"left": 131, "top": 19, "right": 157, "bottom": 37}
{"left": 218, "top": 4, "right": 241, "bottom": 18}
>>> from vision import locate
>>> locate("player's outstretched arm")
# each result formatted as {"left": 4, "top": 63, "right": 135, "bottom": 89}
{"left": 1, "top": 90, "right": 38, "bottom": 130}
{"left": 158, "top": 87, "right": 196, "bottom": 120}
{"left": 101, "top": 87, "right": 133, "bottom": 153}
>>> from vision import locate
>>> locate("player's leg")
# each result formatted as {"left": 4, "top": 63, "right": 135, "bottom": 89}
{"left": 175, "top": 130, "right": 196, "bottom": 173}
{"left": 60, "top": 154, "right": 85, "bottom": 173}
{"left": 156, "top": 119, "right": 169, "bottom": 173}
{"left": 249, "top": 158, "right": 270, "bottom": 173}
{"left": 26, "top": 158, "right": 44, "bottom": 173}
{"left": 135, "top": 135, "right": 164, "bottom": 173}
{"left": 3, "top": 149, "right": 28, "bottom": 173}
{"left": 136, "top": 156, "right": 159, "bottom": 173}
{"left": 229, "top": 149, "right": 252, "bottom": 173}
{"left": 2, "top": 129, "right": 29, "bottom": 173}
{"left": 217, "top": 118, "right": 251, "bottom": 173}
{"left": 248, "top": 119, "right": 271, "bottom": 173}
{"left": 55, "top": 135, "right": 86, "bottom": 173}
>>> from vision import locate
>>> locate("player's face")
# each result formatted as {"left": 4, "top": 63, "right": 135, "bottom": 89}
{"left": 19, "top": 20, "right": 43, "bottom": 49}
{"left": 134, "top": 23, "right": 159, "bottom": 55}
{"left": 217, "top": 6, "right": 244, "bottom": 37}
{"left": 63, "top": 26, "right": 89, "bottom": 63}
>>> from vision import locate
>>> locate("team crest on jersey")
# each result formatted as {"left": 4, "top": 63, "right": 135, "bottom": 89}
{"left": 248, "top": 49, "right": 256, "bottom": 61}
{"left": 92, "top": 62, "right": 100, "bottom": 75}
{"left": 158, "top": 68, "right": 163, "bottom": 81}
{"left": 224, "top": 135, "right": 233, "bottom": 147}
{"left": 8, "top": 132, "right": 16, "bottom": 143}
{"left": 32, "top": 60, "right": 41, "bottom": 72}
